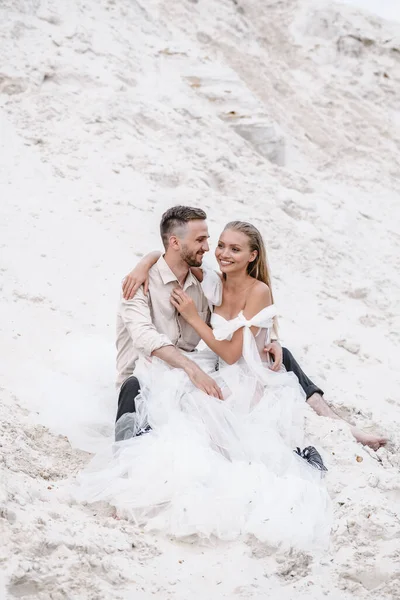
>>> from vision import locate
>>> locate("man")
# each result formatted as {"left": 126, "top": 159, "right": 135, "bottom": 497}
{"left": 116, "top": 206, "right": 386, "bottom": 450}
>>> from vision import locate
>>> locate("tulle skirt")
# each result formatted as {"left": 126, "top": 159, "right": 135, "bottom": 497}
{"left": 75, "top": 350, "right": 331, "bottom": 551}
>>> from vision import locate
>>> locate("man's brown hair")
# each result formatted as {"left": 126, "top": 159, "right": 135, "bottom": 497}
{"left": 160, "top": 205, "right": 207, "bottom": 249}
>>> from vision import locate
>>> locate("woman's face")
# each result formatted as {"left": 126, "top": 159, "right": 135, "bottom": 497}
{"left": 215, "top": 229, "right": 257, "bottom": 275}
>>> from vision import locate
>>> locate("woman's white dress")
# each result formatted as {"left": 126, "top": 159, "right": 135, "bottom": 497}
{"left": 76, "top": 272, "right": 331, "bottom": 551}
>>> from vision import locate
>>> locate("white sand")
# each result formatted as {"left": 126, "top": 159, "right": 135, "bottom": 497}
{"left": 1, "top": 0, "right": 400, "bottom": 598}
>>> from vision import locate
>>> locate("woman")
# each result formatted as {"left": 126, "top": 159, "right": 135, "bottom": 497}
{"left": 78, "top": 222, "right": 331, "bottom": 550}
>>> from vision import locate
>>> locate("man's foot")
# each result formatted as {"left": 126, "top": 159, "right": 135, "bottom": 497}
{"left": 351, "top": 427, "right": 387, "bottom": 452}
{"left": 306, "top": 393, "right": 387, "bottom": 452}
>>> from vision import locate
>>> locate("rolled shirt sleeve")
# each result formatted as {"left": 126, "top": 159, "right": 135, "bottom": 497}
{"left": 120, "top": 288, "right": 173, "bottom": 356}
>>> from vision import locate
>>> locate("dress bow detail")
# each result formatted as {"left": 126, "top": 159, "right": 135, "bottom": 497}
{"left": 212, "top": 304, "right": 282, "bottom": 386}
{"left": 213, "top": 305, "right": 277, "bottom": 341}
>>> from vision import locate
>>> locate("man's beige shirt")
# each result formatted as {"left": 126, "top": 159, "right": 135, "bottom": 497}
{"left": 116, "top": 256, "right": 210, "bottom": 388}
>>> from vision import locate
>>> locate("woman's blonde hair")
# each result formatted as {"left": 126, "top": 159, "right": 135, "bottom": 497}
{"left": 224, "top": 221, "right": 278, "bottom": 336}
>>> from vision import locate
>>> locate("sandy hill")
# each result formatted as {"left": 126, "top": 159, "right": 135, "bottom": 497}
{"left": 1, "top": 0, "right": 399, "bottom": 598}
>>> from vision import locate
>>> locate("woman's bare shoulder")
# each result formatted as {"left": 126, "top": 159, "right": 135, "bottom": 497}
{"left": 247, "top": 280, "right": 272, "bottom": 306}
{"left": 252, "top": 279, "right": 271, "bottom": 294}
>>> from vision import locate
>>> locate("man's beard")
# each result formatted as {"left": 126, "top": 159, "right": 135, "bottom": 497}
{"left": 181, "top": 245, "right": 204, "bottom": 267}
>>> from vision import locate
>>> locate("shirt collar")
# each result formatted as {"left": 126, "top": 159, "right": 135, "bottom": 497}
{"left": 157, "top": 256, "right": 198, "bottom": 290}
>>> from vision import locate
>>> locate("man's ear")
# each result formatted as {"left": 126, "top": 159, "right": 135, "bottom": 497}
{"left": 169, "top": 235, "right": 180, "bottom": 251}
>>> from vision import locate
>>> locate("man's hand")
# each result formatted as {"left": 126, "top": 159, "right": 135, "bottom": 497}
{"left": 185, "top": 364, "right": 224, "bottom": 400}
{"left": 264, "top": 340, "right": 282, "bottom": 372}
{"left": 152, "top": 346, "right": 223, "bottom": 399}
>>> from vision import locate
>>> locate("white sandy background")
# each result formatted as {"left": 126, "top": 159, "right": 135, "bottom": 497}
{"left": 1, "top": 0, "right": 400, "bottom": 598}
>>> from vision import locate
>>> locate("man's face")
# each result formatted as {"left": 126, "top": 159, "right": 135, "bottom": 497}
{"left": 179, "top": 220, "right": 210, "bottom": 267}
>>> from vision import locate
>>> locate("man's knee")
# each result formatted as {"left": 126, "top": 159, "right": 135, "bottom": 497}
{"left": 281, "top": 348, "right": 324, "bottom": 399}
{"left": 116, "top": 376, "right": 141, "bottom": 422}
{"left": 121, "top": 376, "right": 140, "bottom": 397}
{"left": 282, "top": 347, "right": 293, "bottom": 370}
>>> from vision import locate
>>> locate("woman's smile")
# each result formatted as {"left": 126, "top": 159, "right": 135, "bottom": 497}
{"left": 219, "top": 259, "right": 234, "bottom": 266}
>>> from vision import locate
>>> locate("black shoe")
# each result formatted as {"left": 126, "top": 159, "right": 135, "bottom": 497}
{"left": 115, "top": 423, "right": 152, "bottom": 442}
{"left": 136, "top": 424, "right": 152, "bottom": 437}
{"left": 295, "top": 446, "right": 328, "bottom": 472}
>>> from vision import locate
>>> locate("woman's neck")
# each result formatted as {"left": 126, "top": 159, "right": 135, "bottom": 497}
{"left": 224, "top": 270, "right": 253, "bottom": 291}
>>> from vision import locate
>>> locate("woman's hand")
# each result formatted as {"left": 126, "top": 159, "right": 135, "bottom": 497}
{"left": 122, "top": 251, "right": 162, "bottom": 299}
{"left": 264, "top": 341, "right": 282, "bottom": 372}
{"left": 122, "top": 268, "right": 150, "bottom": 299}
{"left": 170, "top": 288, "right": 199, "bottom": 323}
